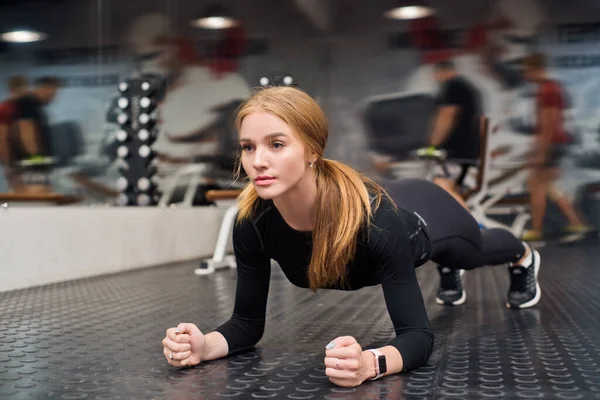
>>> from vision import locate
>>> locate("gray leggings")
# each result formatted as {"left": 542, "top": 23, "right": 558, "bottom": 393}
{"left": 382, "top": 178, "right": 526, "bottom": 269}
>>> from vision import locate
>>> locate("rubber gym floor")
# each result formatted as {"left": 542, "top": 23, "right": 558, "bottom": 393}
{"left": 1, "top": 240, "right": 599, "bottom": 399}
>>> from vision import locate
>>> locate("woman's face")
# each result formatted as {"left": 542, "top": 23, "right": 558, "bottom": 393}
{"left": 239, "top": 111, "right": 313, "bottom": 200}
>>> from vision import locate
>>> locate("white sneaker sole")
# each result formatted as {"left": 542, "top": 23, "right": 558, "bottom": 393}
{"left": 436, "top": 270, "right": 466, "bottom": 305}
{"left": 507, "top": 250, "right": 541, "bottom": 309}
{"left": 559, "top": 232, "right": 587, "bottom": 243}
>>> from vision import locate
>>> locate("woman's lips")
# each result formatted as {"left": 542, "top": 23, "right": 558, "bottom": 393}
{"left": 255, "top": 177, "right": 276, "bottom": 186}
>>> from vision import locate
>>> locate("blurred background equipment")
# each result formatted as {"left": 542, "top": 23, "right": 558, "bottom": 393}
{"left": 259, "top": 73, "right": 297, "bottom": 87}
{"left": 112, "top": 75, "right": 164, "bottom": 206}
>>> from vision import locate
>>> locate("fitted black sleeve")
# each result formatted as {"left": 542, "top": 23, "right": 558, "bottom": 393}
{"left": 213, "top": 217, "right": 272, "bottom": 355}
{"left": 369, "top": 203, "right": 434, "bottom": 371}
{"left": 439, "top": 80, "right": 463, "bottom": 106}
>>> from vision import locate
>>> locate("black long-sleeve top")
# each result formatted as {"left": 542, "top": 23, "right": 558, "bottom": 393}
{"left": 214, "top": 194, "right": 434, "bottom": 371}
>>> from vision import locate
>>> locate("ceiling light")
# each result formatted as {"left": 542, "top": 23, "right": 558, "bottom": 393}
{"left": 1, "top": 30, "right": 48, "bottom": 43}
{"left": 191, "top": 4, "right": 240, "bottom": 29}
{"left": 383, "top": 3, "right": 435, "bottom": 20}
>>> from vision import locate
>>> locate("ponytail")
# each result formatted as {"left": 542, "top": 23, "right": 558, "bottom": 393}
{"left": 309, "top": 159, "right": 388, "bottom": 290}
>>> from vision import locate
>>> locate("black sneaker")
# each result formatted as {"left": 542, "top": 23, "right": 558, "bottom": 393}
{"left": 507, "top": 246, "right": 541, "bottom": 309}
{"left": 436, "top": 266, "right": 466, "bottom": 306}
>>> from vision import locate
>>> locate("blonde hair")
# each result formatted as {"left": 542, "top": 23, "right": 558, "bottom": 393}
{"left": 234, "top": 86, "right": 393, "bottom": 291}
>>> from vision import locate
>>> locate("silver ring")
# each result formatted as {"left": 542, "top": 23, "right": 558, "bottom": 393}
{"left": 169, "top": 352, "right": 173, "bottom": 360}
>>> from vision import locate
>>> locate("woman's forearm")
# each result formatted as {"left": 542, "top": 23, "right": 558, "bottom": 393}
{"left": 202, "top": 331, "right": 229, "bottom": 361}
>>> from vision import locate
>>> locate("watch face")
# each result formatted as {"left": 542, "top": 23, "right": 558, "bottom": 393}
{"left": 378, "top": 355, "right": 387, "bottom": 374}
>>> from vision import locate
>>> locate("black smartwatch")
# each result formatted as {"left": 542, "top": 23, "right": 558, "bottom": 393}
{"left": 366, "top": 349, "right": 387, "bottom": 380}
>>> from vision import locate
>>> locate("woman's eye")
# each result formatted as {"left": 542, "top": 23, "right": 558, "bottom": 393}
{"left": 272, "top": 142, "right": 284, "bottom": 149}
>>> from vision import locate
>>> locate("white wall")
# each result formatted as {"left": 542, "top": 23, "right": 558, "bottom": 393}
{"left": 0, "top": 205, "right": 230, "bottom": 292}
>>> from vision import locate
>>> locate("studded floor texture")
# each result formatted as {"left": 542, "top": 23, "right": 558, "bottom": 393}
{"left": 1, "top": 241, "right": 600, "bottom": 400}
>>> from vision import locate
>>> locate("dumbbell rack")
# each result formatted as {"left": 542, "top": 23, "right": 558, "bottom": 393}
{"left": 111, "top": 75, "right": 165, "bottom": 206}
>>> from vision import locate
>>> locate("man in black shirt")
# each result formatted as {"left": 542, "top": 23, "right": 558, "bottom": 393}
{"left": 427, "top": 60, "right": 484, "bottom": 307}
{"left": 428, "top": 60, "right": 482, "bottom": 208}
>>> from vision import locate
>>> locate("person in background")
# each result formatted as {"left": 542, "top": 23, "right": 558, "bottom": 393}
{"left": 425, "top": 60, "right": 485, "bottom": 306}
{"left": 0, "top": 75, "right": 30, "bottom": 191}
{"left": 12, "top": 76, "right": 61, "bottom": 164}
{"left": 427, "top": 59, "right": 483, "bottom": 210}
{"left": 521, "top": 53, "right": 591, "bottom": 242}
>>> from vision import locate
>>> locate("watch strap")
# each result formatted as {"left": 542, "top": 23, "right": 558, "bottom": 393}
{"left": 366, "top": 349, "right": 385, "bottom": 380}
